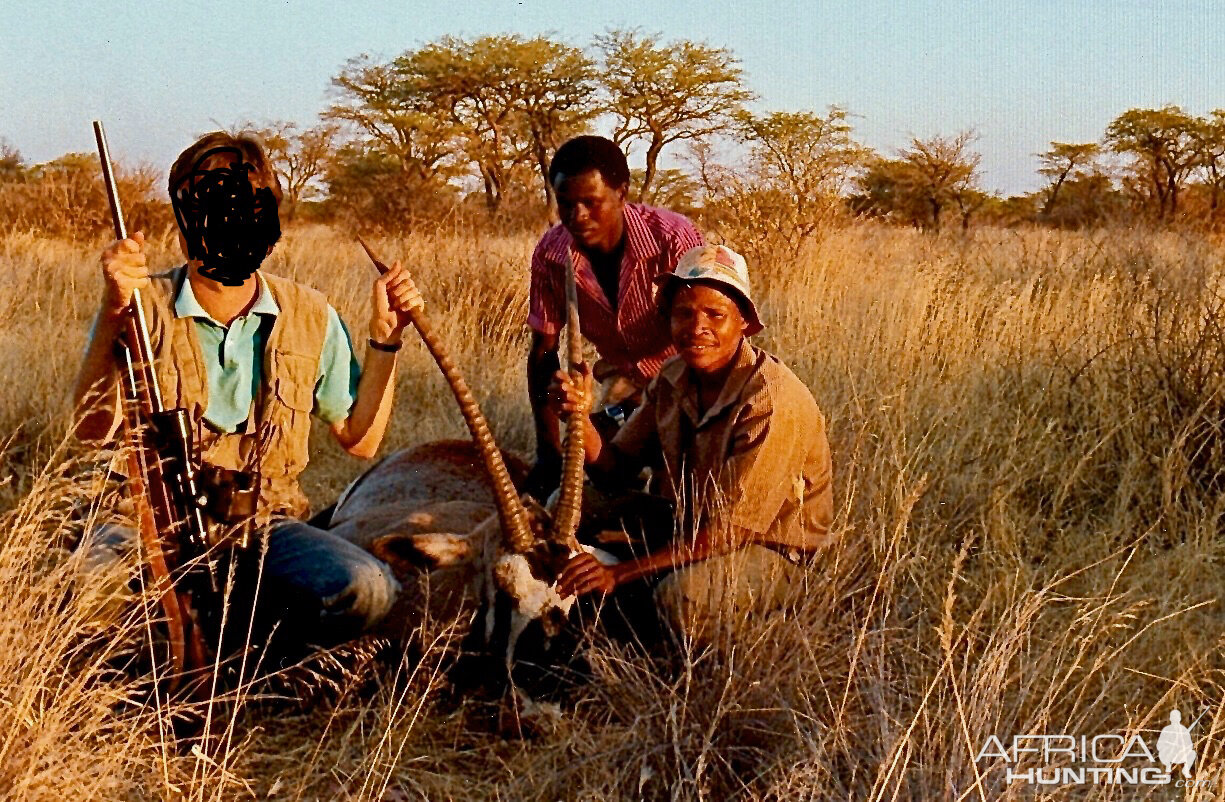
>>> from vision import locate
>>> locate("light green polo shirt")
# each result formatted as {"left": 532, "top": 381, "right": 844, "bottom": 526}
{"left": 87, "top": 273, "right": 361, "bottom": 432}
{"left": 169, "top": 272, "right": 360, "bottom": 433}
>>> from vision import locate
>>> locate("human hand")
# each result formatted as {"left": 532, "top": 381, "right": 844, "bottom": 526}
{"left": 370, "top": 260, "right": 423, "bottom": 345}
{"left": 100, "top": 231, "right": 149, "bottom": 315}
{"left": 557, "top": 551, "right": 617, "bottom": 598}
{"left": 547, "top": 361, "right": 594, "bottom": 419}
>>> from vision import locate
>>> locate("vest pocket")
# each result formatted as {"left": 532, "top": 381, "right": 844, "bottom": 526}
{"left": 270, "top": 351, "right": 317, "bottom": 412}
{"left": 266, "top": 350, "right": 317, "bottom": 483}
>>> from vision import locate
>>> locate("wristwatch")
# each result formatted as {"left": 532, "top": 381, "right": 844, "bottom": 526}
{"left": 368, "top": 337, "right": 402, "bottom": 353}
{"left": 600, "top": 402, "right": 630, "bottom": 427}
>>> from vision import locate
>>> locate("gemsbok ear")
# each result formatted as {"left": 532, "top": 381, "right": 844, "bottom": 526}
{"left": 371, "top": 532, "right": 475, "bottom": 574}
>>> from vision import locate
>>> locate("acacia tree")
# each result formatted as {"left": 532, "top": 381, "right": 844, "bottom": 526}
{"left": 734, "top": 107, "right": 868, "bottom": 238}
{"left": 510, "top": 39, "right": 598, "bottom": 208}
{"left": 633, "top": 167, "right": 700, "bottom": 214}
{"left": 854, "top": 157, "right": 925, "bottom": 227}
{"left": 1037, "top": 142, "right": 1101, "bottom": 217}
{"left": 248, "top": 121, "right": 339, "bottom": 220}
{"left": 327, "top": 54, "right": 460, "bottom": 186}
{"left": 402, "top": 34, "right": 596, "bottom": 210}
{"left": 903, "top": 131, "right": 982, "bottom": 230}
{"left": 596, "top": 28, "right": 753, "bottom": 200}
{"left": 1196, "top": 109, "right": 1225, "bottom": 216}
{"left": 1105, "top": 106, "right": 1201, "bottom": 219}
{"left": 684, "top": 109, "right": 866, "bottom": 263}
{"left": 856, "top": 131, "right": 982, "bottom": 230}
{"left": 325, "top": 55, "right": 467, "bottom": 227}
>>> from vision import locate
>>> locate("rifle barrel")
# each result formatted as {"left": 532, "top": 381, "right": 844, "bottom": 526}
{"left": 92, "top": 121, "right": 127, "bottom": 242}
{"left": 93, "top": 120, "right": 162, "bottom": 407}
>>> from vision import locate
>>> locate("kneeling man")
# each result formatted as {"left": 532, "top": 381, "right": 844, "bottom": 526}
{"left": 550, "top": 244, "right": 834, "bottom": 643}
{"left": 73, "top": 131, "right": 420, "bottom": 659}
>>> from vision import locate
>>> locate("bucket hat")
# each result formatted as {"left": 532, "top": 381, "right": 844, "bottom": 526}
{"left": 654, "top": 244, "right": 763, "bottom": 335}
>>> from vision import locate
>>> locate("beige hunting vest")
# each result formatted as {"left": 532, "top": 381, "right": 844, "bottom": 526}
{"left": 139, "top": 266, "right": 330, "bottom": 521}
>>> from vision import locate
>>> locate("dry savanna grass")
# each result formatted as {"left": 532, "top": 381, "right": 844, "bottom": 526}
{"left": 0, "top": 222, "right": 1223, "bottom": 799}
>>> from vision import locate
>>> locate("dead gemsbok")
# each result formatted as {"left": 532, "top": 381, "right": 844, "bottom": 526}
{"left": 328, "top": 238, "right": 598, "bottom": 703}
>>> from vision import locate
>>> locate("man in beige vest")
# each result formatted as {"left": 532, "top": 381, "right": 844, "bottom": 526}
{"left": 73, "top": 131, "right": 419, "bottom": 656}
{"left": 549, "top": 244, "right": 834, "bottom": 645}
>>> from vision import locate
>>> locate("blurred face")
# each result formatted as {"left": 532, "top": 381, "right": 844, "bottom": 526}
{"left": 553, "top": 169, "right": 626, "bottom": 254}
{"left": 175, "top": 151, "right": 236, "bottom": 261}
{"left": 669, "top": 283, "right": 749, "bottom": 376}
{"left": 172, "top": 148, "right": 280, "bottom": 285}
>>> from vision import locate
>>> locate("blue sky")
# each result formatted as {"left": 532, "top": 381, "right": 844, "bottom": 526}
{"left": 3, "top": 0, "right": 1221, "bottom": 194}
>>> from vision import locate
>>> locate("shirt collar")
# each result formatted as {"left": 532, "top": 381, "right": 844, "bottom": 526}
{"left": 663, "top": 339, "right": 761, "bottom": 426}
{"left": 173, "top": 268, "right": 279, "bottom": 323}
{"left": 621, "top": 203, "right": 661, "bottom": 263}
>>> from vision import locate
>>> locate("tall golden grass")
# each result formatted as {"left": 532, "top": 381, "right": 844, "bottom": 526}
{"left": 0, "top": 222, "right": 1223, "bottom": 799}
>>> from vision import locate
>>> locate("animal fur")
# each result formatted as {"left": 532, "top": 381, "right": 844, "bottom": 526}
{"left": 328, "top": 440, "right": 531, "bottom": 636}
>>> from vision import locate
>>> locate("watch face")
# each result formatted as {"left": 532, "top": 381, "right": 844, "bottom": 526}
{"left": 603, "top": 403, "right": 628, "bottom": 425}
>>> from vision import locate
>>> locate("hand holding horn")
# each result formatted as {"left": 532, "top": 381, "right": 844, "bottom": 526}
{"left": 362, "top": 240, "right": 425, "bottom": 345}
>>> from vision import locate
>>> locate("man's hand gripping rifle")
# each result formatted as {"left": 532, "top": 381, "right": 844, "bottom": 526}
{"left": 93, "top": 121, "right": 215, "bottom": 691}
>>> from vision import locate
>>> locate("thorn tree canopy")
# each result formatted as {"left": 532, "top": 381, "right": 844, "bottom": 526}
{"left": 1105, "top": 105, "right": 1200, "bottom": 219}
{"left": 1036, "top": 142, "right": 1101, "bottom": 217}
{"left": 399, "top": 34, "right": 597, "bottom": 210}
{"left": 326, "top": 53, "right": 460, "bottom": 187}
{"left": 596, "top": 28, "right": 754, "bottom": 202}
{"left": 249, "top": 121, "right": 340, "bottom": 220}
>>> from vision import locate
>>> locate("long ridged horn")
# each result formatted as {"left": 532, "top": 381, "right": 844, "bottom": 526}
{"left": 549, "top": 250, "right": 584, "bottom": 547}
{"left": 358, "top": 237, "right": 535, "bottom": 553}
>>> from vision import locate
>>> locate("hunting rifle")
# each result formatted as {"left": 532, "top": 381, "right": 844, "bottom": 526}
{"left": 93, "top": 120, "right": 213, "bottom": 691}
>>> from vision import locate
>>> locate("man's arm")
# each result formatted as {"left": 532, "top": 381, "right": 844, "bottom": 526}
{"left": 73, "top": 308, "right": 126, "bottom": 442}
{"left": 549, "top": 360, "right": 655, "bottom": 475}
{"left": 329, "top": 350, "right": 396, "bottom": 460}
{"left": 72, "top": 233, "right": 150, "bottom": 442}
{"left": 557, "top": 370, "right": 827, "bottom": 598}
{"left": 558, "top": 521, "right": 752, "bottom": 597}
{"left": 556, "top": 377, "right": 764, "bottom": 599}
{"left": 524, "top": 233, "right": 573, "bottom": 498}
{"left": 330, "top": 262, "right": 421, "bottom": 459}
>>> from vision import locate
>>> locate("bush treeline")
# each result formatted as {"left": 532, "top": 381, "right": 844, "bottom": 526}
{"left": 3, "top": 31, "right": 1225, "bottom": 246}
{"left": 0, "top": 147, "right": 172, "bottom": 239}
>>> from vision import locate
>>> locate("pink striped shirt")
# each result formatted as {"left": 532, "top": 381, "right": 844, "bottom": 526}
{"left": 528, "top": 203, "right": 703, "bottom": 386}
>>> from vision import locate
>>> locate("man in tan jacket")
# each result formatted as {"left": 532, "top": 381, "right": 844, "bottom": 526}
{"left": 73, "top": 131, "right": 420, "bottom": 655}
{"left": 550, "top": 244, "right": 834, "bottom": 644}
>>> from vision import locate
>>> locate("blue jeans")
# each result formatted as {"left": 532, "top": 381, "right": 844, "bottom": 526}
{"left": 88, "top": 519, "right": 399, "bottom": 658}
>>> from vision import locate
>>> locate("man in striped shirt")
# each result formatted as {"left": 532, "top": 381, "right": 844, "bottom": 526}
{"left": 526, "top": 136, "right": 703, "bottom": 498}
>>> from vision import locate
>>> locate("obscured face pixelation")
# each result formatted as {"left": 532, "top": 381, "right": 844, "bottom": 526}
{"left": 171, "top": 146, "right": 281, "bottom": 286}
